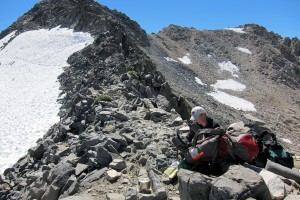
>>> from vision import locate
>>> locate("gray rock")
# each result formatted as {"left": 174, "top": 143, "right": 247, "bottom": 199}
{"left": 173, "top": 117, "right": 183, "bottom": 126}
{"left": 77, "top": 137, "right": 104, "bottom": 152}
{"left": 139, "top": 193, "right": 155, "bottom": 200}
{"left": 121, "top": 133, "right": 134, "bottom": 144}
{"left": 146, "top": 158, "right": 167, "bottom": 199}
{"left": 109, "top": 159, "right": 127, "bottom": 171}
{"left": 110, "top": 134, "right": 128, "bottom": 147}
{"left": 106, "top": 193, "right": 125, "bottom": 200}
{"left": 210, "top": 177, "right": 245, "bottom": 200}
{"left": 259, "top": 169, "right": 285, "bottom": 200}
{"left": 210, "top": 165, "right": 271, "bottom": 200}
{"left": 96, "top": 146, "right": 112, "bottom": 166}
{"left": 80, "top": 167, "right": 107, "bottom": 187}
{"left": 26, "top": 185, "right": 47, "bottom": 200}
{"left": 146, "top": 145, "right": 157, "bottom": 157}
{"left": 177, "top": 169, "right": 212, "bottom": 200}
{"left": 133, "top": 138, "right": 151, "bottom": 149}
{"left": 41, "top": 185, "right": 60, "bottom": 200}
{"left": 113, "top": 111, "right": 129, "bottom": 121}
{"left": 267, "top": 177, "right": 285, "bottom": 200}
{"left": 156, "top": 95, "right": 172, "bottom": 112}
{"left": 106, "top": 169, "right": 121, "bottom": 181}
{"left": 62, "top": 153, "right": 79, "bottom": 165}
{"left": 284, "top": 195, "right": 300, "bottom": 200}
{"left": 138, "top": 156, "right": 147, "bottom": 166}
{"left": 104, "top": 138, "right": 121, "bottom": 152}
{"left": 75, "top": 163, "right": 88, "bottom": 176}
{"left": 60, "top": 196, "right": 88, "bottom": 200}
{"left": 61, "top": 181, "right": 80, "bottom": 197}
{"left": 48, "top": 160, "right": 75, "bottom": 189}
{"left": 60, "top": 175, "right": 77, "bottom": 195}
{"left": 17, "top": 155, "right": 29, "bottom": 171}
{"left": 55, "top": 144, "right": 70, "bottom": 157}
{"left": 125, "top": 187, "right": 138, "bottom": 200}
{"left": 26, "top": 172, "right": 43, "bottom": 185}
{"left": 28, "top": 144, "right": 45, "bottom": 160}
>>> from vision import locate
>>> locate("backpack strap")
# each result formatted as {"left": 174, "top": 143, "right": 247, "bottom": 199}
{"left": 223, "top": 134, "right": 237, "bottom": 163}
{"left": 209, "top": 136, "right": 223, "bottom": 170}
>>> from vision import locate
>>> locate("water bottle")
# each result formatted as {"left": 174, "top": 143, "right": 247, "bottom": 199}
{"left": 171, "top": 160, "right": 180, "bottom": 168}
{"left": 189, "top": 147, "right": 204, "bottom": 161}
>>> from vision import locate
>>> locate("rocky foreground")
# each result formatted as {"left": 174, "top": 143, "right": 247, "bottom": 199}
{"left": 0, "top": 26, "right": 299, "bottom": 200}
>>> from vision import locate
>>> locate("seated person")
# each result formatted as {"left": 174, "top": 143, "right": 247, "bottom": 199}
{"left": 172, "top": 106, "right": 220, "bottom": 165}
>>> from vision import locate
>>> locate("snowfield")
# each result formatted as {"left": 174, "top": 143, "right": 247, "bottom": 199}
{"left": 207, "top": 90, "right": 256, "bottom": 112}
{"left": 0, "top": 27, "right": 94, "bottom": 174}
{"left": 211, "top": 79, "right": 246, "bottom": 91}
{"left": 218, "top": 61, "right": 240, "bottom": 77}
{"left": 178, "top": 53, "right": 192, "bottom": 64}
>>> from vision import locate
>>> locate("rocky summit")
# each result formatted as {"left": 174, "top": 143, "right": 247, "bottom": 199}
{"left": 0, "top": 0, "right": 300, "bottom": 199}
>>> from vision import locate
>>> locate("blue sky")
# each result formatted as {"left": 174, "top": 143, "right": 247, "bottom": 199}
{"left": 0, "top": 0, "right": 299, "bottom": 38}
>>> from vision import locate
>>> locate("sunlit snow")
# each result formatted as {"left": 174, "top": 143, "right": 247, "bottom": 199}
{"left": 211, "top": 79, "right": 246, "bottom": 91}
{"left": 224, "top": 27, "right": 245, "bottom": 33}
{"left": 0, "top": 27, "right": 94, "bottom": 174}
{"left": 218, "top": 61, "right": 240, "bottom": 77}
{"left": 237, "top": 47, "right": 252, "bottom": 54}
{"left": 207, "top": 90, "right": 256, "bottom": 111}
{"left": 0, "top": 30, "right": 16, "bottom": 49}
{"left": 281, "top": 138, "right": 292, "bottom": 144}
{"left": 207, "top": 54, "right": 212, "bottom": 58}
{"left": 195, "top": 77, "right": 207, "bottom": 86}
{"left": 178, "top": 53, "right": 192, "bottom": 64}
{"left": 164, "top": 57, "right": 178, "bottom": 63}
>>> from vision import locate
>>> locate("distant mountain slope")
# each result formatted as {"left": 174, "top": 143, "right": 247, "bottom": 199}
{"left": 142, "top": 24, "right": 300, "bottom": 153}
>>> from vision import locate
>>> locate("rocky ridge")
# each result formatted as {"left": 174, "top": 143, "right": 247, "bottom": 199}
{"left": 0, "top": 0, "right": 300, "bottom": 199}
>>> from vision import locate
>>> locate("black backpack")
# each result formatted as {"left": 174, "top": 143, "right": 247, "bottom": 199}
{"left": 251, "top": 130, "right": 294, "bottom": 168}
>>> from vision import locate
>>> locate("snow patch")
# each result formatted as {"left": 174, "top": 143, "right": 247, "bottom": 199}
{"left": 281, "top": 138, "right": 292, "bottom": 144}
{"left": 178, "top": 53, "right": 192, "bottom": 64}
{"left": 207, "top": 54, "right": 212, "bottom": 58}
{"left": 195, "top": 77, "right": 207, "bottom": 86}
{"left": 211, "top": 79, "right": 246, "bottom": 91}
{"left": 164, "top": 57, "right": 178, "bottom": 63}
{"left": 218, "top": 61, "right": 240, "bottom": 77}
{"left": 207, "top": 90, "right": 256, "bottom": 111}
{"left": 237, "top": 47, "right": 252, "bottom": 54}
{"left": 225, "top": 27, "right": 245, "bottom": 33}
{"left": 0, "top": 27, "right": 94, "bottom": 174}
{"left": 0, "top": 30, "right": 17, "bottom": 49}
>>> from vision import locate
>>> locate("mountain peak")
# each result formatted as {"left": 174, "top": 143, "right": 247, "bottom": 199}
{"left": 0, "top": 0, "right": 149, "bottom": 46}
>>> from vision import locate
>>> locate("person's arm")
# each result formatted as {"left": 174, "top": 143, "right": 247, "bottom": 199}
{"left": 206, "top": 117, "right": 219, "bottom": 129}
{"left": 187, "top": 122, "right": 200, "bottom": 142}
{"left": 186, "top": 130, "right": 195, "bottom": 142}
{"left": 213, "top": 121, "right": 220, "bottom": 129}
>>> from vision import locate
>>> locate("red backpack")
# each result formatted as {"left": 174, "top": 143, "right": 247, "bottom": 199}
{"left": 224, "top": 130, "right": 259, "bottom": 163}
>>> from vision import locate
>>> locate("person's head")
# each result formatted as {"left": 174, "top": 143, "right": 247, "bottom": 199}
{"left": 190, "top": 106, "right": 206, "bottom": 123}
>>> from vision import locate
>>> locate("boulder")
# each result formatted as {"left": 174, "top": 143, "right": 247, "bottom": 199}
{"left": 96, "top": 146, "right": 112, "bottom": 166}
{"left": 28, "top": 144, "right": 45, "bottom": 160}
{"left": 210, "top": 165, "right": 271, "bottom": 200}
{"left": 106, "top": 193, "right": 125, "bottom": 200}
{"left": 177, "top": 169, "right": 213, "bottom": 200}
{"left": 109, "top": 159, "right": 127, "bottom": 171}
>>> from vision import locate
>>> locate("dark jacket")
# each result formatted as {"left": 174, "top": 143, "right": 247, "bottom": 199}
{"left": 186, "top": 116, "right": 220, "bottom": 142}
